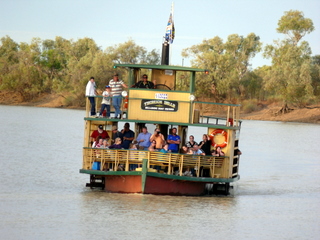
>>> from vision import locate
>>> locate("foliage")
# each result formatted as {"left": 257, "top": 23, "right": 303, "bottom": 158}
{"left": 277, "top": 10, "right": 315, "bottom": 46}
{"left": 263, "top": 10, "right": 315, "bottom": 108}
{"left": 0, "top": 37, "right": 160, "bottom": 105}
{"left": 182, "top": 33, "right": 261, "bottom": 100}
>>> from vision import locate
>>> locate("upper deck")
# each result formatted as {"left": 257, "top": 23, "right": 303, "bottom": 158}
{"left": 85, "top": 64, "right": 241, "bottom": 129}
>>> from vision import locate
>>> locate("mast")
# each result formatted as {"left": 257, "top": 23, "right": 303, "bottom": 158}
{"left": 162, "top": 2, "right": 174, "bottom": 65}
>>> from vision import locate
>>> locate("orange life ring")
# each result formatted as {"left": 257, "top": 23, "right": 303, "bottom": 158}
{"left": 124, "top": 96, "right": 128, "bottom": 109}
{"left": 210, "top": 129, "right": 228, "bottom": 148}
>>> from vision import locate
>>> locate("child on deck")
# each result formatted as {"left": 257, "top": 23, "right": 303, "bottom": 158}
{"left": 99, "top": 85, "right": 112, "bottom": 118}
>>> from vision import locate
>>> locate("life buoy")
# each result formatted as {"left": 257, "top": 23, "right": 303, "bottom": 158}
{"left": 210, "top": 129, "right": 228, "bottom": 148}
{"left": 124, "top": 96, "right": 128, "bottom": 109}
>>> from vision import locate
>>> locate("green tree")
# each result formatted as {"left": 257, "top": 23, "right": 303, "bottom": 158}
{"left": 277, "top": 10, "right": 315, "bottom": 46}
{"left": 263, "top": 10, "right": 315, "bottom": 110}
{"left": 311, "top": 55, "right": 320, "bottom": 97}
{"left": 182, "top": 33, "right": 261, "bottom": 101}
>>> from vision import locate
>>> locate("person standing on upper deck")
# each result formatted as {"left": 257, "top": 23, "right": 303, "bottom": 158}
{"left": 85, "top": 77, "right": 97, "bottom": 117}
{"left": 133, "top": 74, "right": 156, "bottom": 89}
{"left": 167, "top": 127, "right": 181, "bottom": 153}
{"left": 109, "top": 73, "right": 128, "bottom": 119}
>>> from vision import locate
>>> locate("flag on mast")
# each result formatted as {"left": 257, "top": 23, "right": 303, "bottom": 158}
{"left": 165, "top": 3, "right": 175, "bottom": 44}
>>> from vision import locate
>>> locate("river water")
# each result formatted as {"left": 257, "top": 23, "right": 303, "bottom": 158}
{"left": 0, "top": 105, "right": 319, "bottom": 240}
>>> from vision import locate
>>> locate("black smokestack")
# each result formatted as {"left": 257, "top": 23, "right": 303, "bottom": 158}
{"left": 161, "top": 41, "right": 169, "bottom": 65}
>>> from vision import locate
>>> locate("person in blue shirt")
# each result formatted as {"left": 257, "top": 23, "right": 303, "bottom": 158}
{"left": 136, "top": 126, "right": 152, "bottom": 150}
{"left": 121, "top": 123, "right": 135, "bottom": 149}
{"left": 167, "top": 127, "right": 181, "bottom": 153}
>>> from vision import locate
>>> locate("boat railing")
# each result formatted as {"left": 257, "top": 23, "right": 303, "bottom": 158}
{"left": 83, "top": 148, "right": 227, "bottom": 178}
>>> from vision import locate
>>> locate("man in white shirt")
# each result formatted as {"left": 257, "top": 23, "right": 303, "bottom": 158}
{"left": 109, "top": 73, "right": 128, "bottom": 119}
{"left": 85, "top": 77, "right": 97, "bottom": 116}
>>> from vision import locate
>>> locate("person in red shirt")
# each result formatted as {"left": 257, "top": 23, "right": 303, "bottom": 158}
{"left": 90, "top": 125, "right": 110, "bottom": 144}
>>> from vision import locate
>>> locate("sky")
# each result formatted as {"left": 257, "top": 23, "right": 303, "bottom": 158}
{"left": 0, "top": 0, "right": 319, "bottom": 69}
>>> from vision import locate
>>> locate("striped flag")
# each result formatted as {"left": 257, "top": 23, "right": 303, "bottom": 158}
{"left": 165, "top": 4, "right": 175, "bottom": 44}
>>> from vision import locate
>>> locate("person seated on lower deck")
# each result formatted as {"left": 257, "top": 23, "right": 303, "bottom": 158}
{"left": 191, "top": 144, "right": 205, "bottom": 155}
{"left": 91, "top": 125, "right": 110, "bottom": 145}
{"left": 100, "top": 139, "right": 109, "bottom": 149}
{"left": 148, "top": 140, "right": 158, "bottom": 152}
{"left": 109, "top": 137, "right": 123, "bottom": 149}
{"left": 129, "top": 143, "right": 139, "bottom": 170}
{"left": 92, "top": 137, "right": 103, "bottom": 148}
{"left": 180, "top": 145, "right": 193, "bottom": 154}
{"left": 159, "top": 144, "right": 169, "bottom": 154}
{"left": 211, "top": 146, "right": 225, "bottom": 156}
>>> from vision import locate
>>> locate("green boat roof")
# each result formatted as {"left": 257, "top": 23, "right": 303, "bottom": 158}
{"left": 114, "top": 64, "right": 207, "bottom": 72}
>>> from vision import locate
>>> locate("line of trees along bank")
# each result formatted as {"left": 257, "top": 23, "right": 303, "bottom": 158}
{"left": 0, "top": 10, "right": 319, "bottom": 111}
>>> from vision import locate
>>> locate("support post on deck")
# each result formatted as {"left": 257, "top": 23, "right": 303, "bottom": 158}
{"left": 141, "top": 158, "right": 148, "bottom": 193}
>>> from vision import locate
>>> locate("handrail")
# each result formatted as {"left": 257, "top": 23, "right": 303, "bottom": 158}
{"left": 83, "top": 148, "right": 227, "bottom": 178}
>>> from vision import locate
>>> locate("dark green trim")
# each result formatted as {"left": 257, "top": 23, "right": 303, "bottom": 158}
{"left": 114, "top": 64, "right": 207, "bottom": 72}
{"left": 83, "top": 117, "right": 241, "bottom": 129}
{"left": 141, "top": 158, "right": 148, "bottom": 193}
{"left": 79, "top": 169, "right": 142, "bottom": 176}
{"left": 79, "top": 169, "right": 240, "bottom": 183}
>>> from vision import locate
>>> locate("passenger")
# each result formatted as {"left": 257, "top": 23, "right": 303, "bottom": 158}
{"left": 129, "top": 143, "right": 138, "bottom": 170}
{"left": 136, "top": 126, "right": 152, "bottom": 150}
{"left": 150, "top": 128, "right": 165, "bottom": 150}
{"left": 181, "top": 145, "right": 193, "bottom": 154}
{"left": 199, "top": 134, "right": 212, "bottom": 155}
{"left": 160, "top": 144, "right": 169, "bottom": 153}
{"left": 186, "top": 135, "right": 198, "bottom": 150}
{"left": 180, "top": 145, "right": 189, "bottom": 154}
{"left": 211, "top": 146, "right": 225, "bottom": 156}
{"left": 98, "top": 85, "right": 112, "bottom": 118}
{"left": 133, "top": 74, "right": 156, "bottom": 89}
{"left": 167, "top": 127, "right": 181, "bottom": 153}
{"left": 85, "top": 76, "right": 97, "bottom": 117}
{"left": 111, "top": 125, "right": 123, "bottom": 143}
{"left": 148, "top": 140, "right": 158, "bottom": 151}
{"left": 121, "top": 123, "right": 135, "bottom": 149}
{"left": 92, "top": 137, "right": 103, "bottom": 158}
{"left": 100, "top": 139, "right": 109, "bottom": 149}
{"left": 92, "top": 136, "right": 103, "bottom": 148}
{"left": 192, "top": 144, "right": 205, "bottom": 155}
{"left": 109, "top": 73, "right": 128, "bottom": 119}
{"left": 109, "top": 137, "right": 122, "bottom": 149}
{"left": 90, "top": 125, "right": 110, "bottom": 145}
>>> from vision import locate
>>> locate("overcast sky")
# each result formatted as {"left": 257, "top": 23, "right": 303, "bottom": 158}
{"left": 1, "top": 0, "right": 319, "bottom": 69}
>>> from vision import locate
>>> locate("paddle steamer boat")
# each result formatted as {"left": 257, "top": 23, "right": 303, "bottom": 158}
{"left": 80, "top": 64, "right": 242, "bottom": 195}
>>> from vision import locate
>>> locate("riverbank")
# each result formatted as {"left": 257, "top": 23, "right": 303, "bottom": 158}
{"left": 1, "top": 91, "right": 319, "bottom": 124}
